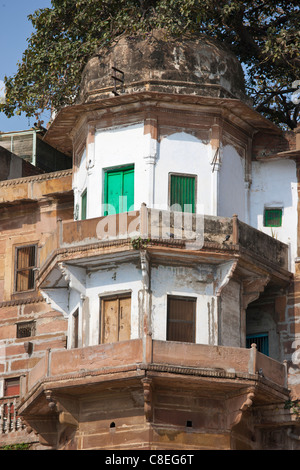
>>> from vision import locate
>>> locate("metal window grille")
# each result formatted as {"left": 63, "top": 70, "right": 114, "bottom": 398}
{"left": 15, "top": 245, "right": 36, "bottom": 292}
{"left": 246, "top": 333, "right": 269, "bottom": 356}
{"left": 17, "top": 321, "right": 36, "bottom": 339}
{"left": 264, "top": 208, "right": 282, "bottom": 227}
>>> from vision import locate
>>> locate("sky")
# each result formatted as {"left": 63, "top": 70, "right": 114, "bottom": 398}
{"left": 0, "top": 0, "right": 52, "bottom": 133}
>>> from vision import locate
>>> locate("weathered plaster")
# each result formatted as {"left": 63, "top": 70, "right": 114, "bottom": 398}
{"left": 250, "top": 159, "right": 298, "bottom": 271}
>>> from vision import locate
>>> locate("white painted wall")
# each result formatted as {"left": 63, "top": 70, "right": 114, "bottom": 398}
{"left": 218, "top": 145, "right": 246, "bottom": 222}
{"left": 81, "top": 262, "right": 143, "bottom": 346}
{"left": 154, "top": 132, "right": 212, "bottom": 213}
{"left": 150, "top": 264, "right": 219, "bottom": 345}
{"left": 73, "top": 148, "right": 88, "bottom": 220}
{"left": 73, "top": 123, "right": 149, "bottom": 219}
{"left": 61, "top": 260, "right": 249, "bottom": 348}
{"left": 73, "top": 124, "right": 253, "bottom": 223}
{"left": 250, "top": 159, "right": 298, "bottom": 271}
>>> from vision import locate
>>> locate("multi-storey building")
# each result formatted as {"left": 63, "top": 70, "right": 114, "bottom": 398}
{"left": 1, "top": 30, "right": 300, "bottom": 450}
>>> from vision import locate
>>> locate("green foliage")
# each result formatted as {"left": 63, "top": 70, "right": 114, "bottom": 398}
{"left": 0, "top": 0, "right": 299, "bottom": 129}
{"left": 131, "top": 237, "right": 150, "bottom": 250}
{"left": 0, "top": 442, "right": 31, "bottom": 450}
{"left": 284, "top": 399, "right": 300, "bottom": 418}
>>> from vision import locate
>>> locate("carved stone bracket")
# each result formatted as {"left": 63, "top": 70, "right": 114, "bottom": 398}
{"left": 227, "top": 386, "right": 256, "bottom": 430}
{"left": 242, "top": 276, "right": 270, "bottom": 309}
{"left": 142, "top": 378, "right": 153, "bottom": 422}
{"left": 45, "top": 389, "right": 57, "bottom": 412}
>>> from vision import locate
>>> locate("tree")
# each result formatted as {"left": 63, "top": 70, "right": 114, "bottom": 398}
{"left": 1, "top": 0, "right": 299, "bottom": 129}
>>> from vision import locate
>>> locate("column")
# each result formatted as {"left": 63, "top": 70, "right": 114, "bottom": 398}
{"left": 143, "top": 116, "right": 158, "bottom": 208}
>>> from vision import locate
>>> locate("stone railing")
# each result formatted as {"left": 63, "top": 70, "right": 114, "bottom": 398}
{"left": 0, "top": 397, "right": 25, "bottom": 435}
{"left": 38, "top": 205, "right": 289, "bottom": 274}
{"left": 20, "top": 340, "right": 288, "bottom": 400}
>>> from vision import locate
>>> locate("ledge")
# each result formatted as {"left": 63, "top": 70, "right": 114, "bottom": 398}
{"left": 0, "top": 169, "right": 73, "bottom": 206}
{"left": 18, "top": 339, "right": 289, "bottom": 418}
{"left": 37, "top": 208, "right": 290, "bottom": 290}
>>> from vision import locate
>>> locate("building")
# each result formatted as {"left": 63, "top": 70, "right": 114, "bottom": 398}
{"left": 1, "top": 30, "right": 300, "bottom": 450}
{"left": 0, "top": 128, "right": 72, "bottom": 173}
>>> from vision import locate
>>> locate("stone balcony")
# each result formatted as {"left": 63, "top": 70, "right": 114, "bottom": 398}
{"left": 17, "top": 338, "right": 291, "bottom": 449}
{"left": 19, "top": 339, "right": 288, "bottom": 398}
{"left": 38, "top": 205, "right": 290, "bottom": 289}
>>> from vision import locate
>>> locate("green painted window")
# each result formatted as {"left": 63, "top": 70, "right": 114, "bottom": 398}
{"left": 264, "top": 208, "right": 282, "bottom": 227}
{"left": 170, "top": 174, "right": 196, "bottom": 213}
{"left": 104, "top": 166, "right": 134, "bottom": 215}
{"left": 81, "top": 189, "right": 87, "bottom": 220}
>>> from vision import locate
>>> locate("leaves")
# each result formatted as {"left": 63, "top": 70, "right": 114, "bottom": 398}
{"left": 0, "top": 0, "right": 299, "bottom": 129}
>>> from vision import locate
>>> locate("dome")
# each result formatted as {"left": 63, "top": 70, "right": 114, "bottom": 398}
{"left": 78, "top": 30, "right": 248, "bottom": 104}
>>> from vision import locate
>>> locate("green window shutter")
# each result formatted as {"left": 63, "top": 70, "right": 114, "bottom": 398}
{"left": 81, "top": 190, "right": 87, "bottom": 220}
{"left": 264, "top": 208, "right": 282, "bottom": 227}
{"left": 104, "top": 166, "right": 134, "bottom": 215}
{"left": 122, "top": 168, "right": 134, "bottom": 212}
{"left": 106, "top": 171, "right": 123, "bottom": 215}
{"left": 170, "top": 174, "right": 195, "bottom": 213}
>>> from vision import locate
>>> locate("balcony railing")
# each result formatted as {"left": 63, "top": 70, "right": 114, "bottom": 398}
{"left": 38, "top": 205, "right": 289, "bottom": 274}
{"left": 19, "top": 340, "right": 288, "bottom": 401}
{"left": 0, "top": 397, "right": 25, "bottom": 435}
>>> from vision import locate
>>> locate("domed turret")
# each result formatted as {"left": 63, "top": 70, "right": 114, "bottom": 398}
{"left": 78, "top": 30, "right": 248, "bottom": 104}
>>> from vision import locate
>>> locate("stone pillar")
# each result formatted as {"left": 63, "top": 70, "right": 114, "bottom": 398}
{"left": 86, "top": 125, "right": 96, "bottom": 170}
{"left": 210, "top": 123, "right": 222, "bottom": 216}
{"left": 143, "top": 116, "right": 158, "bottom": 208}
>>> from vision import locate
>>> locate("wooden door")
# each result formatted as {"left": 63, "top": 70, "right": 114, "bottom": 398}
{"left": 101, "top": 295, "right": 131, "bottom": 343}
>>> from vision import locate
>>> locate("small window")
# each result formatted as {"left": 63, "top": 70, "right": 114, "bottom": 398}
{"left": 4, "top": 378, "right": 20, "bottom": 397}
{"left": 17, "top": 321, "right": 36, "bottom": 338}
{"left": 246, "top": 333, "right": 269, "bottom": 356}
{"left": 264, "top": 208, "right": 282, "bottom": 227}
{"left": 170, "top": 174, "right": 196, "bottom": 213}
{"left": 15, "top": 245, "right": 37, "bottom": 292}
{"left": 81, "top": 189, "right": 87, "bottom": 220}
{"left": 167, "top": 296, "right": 196, "bottom": 343}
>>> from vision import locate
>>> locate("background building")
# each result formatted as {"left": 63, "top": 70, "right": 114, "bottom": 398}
{"left": 1, "top": 31, "right": 300, "bottom": 450}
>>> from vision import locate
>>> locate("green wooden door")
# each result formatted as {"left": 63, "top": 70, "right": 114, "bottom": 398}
{"left": 170, "top": 174, "right": 195, "bottom": 213}
{"left": 122, "top": 168, "right": 134, "bottom": 212}
{"left": 104, "top": 167, "right": 134, "bottom": 215}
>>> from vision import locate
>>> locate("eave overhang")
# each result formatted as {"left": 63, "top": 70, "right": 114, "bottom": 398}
{"left": 44, "top": 91, "right": 283, "bottom": 157}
